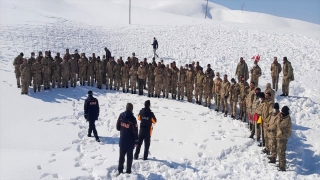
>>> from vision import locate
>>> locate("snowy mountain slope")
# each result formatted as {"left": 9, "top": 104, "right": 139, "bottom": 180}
{"left": 1, "top": 0, "right": 320, "bottom": 179}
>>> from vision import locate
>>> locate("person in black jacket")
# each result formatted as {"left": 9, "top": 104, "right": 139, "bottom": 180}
{"left": 116, "top": 103, "right": 139, "bottom": 174}
{"left": 151, "top": 37, "right": 158, "bottom": 58}
{"left": 104, "top": 47, "right": 111, "bottom": 61}
{"left": 134, "top": 100, "right": 157, "bottom": 160}
{"left": 84, "top": 90, "right": 100, "bottom": 142}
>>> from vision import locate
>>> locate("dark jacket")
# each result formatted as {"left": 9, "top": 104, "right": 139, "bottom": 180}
{"left": 117, "top": 111, "right": 139, "bottom": 150}
{"left": 138, "top": 108, "right": 157, "bottom": 136}
{"left": 105, "top": 49, "right": 111, "bottom": 61}
{"left": 152, "top": 40, "right": 158, "bottom": 49}
{"left": 84, "top": 95, "right": 99, "bottom": 121}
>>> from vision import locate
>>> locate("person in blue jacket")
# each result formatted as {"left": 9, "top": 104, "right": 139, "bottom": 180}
{"left": 84, "top": 90, "right": 100, "bottom": 142}
{"left": 152, "top": 37, "right": 159, "bottom": 58}
{"left": 116, "top": 103, "right": 139, "bottom": 174}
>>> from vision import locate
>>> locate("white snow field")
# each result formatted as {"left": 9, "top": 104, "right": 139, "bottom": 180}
{"left": 1, "top": 0, "right": 320, "bottom": 179}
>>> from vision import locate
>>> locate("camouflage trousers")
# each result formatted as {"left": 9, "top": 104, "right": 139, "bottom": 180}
{"left": 148, "top": 80, "right": 155, "bottom": 94}
{"left": 163, "top": 81, "right": 170, "bottom": 97}
{"left": 214, "top": 94, "right": 221, "bottom": 110}
{"left": 250, "top": 122, "right": 260, "bottom": 139}
{"left": 186, "top": 83, "right": 193, "bottom": 102}
{"left": 263, "top": 124, "right": 269, "bottom": 150}
{"left": 130, "top": 78, "right": 137, "bottom": 91}
{"left": 33, "top": 74, "right": 41, "bottom": 91}
{"left": 43, "top": 72, "right": 50, "bottom": 89}
{"left": 221, "top": 96, "right": 228, "bottom": 112}
{"left": 52, "top": 73, "right": 61, "bottom": 88}
{"left": 251, "top": 77, "right": 259, "bottom": 87}
{"left": 203, "top": 91, "right": 212, "bottom": 107}
{"left": 61, "top": 74, "right": 69, "bottom": 87}
{"left": 79, "top": 71, "right": 87, "bottom": 85}
{"left": 15, "top": 72, "right": 21, "bottom": 86}
{"left": 87, "top": 73, "right": 94, "bottom": 86}
{"left": 195, "top": 86, "right": 203, "bottom": 102}
{"left": 272, "top": 75, "right": 279, "bottom": 91}
{"left": 268, "top": 134, "right": 277, "bottom": 158}
{"left": 177, "top": 82, "right": 185, "bottom": 98}
{"left": 154, "top": 80, "right": 163, "bottom": 96}
{"left": 114, "top": 77, "right": 121, "bottom": 90}
{"left": 171, "top": 81, "right": 177, "bottom": 95}
{"left": 277, "top": 138, "right": 288, "bottom": 170}
{"left": 282, "top": 77, "right": 290, "bottom": 94}
{"left": 239, "top": 100, "right": 246, "bottom": 118}
{"left": 70, "top": 72, "right": 77, "bottom": 87}
{"left": 21, "top": 76, "right": 29, "bottom": 94}
{"left": 107, "top": 75, "right": 114, "bottom": 89}
{"left": 96, "top": 73, "right": 102, "bottom": 88}
{"left": 122, "top": 78, "right": 129, "bottom": 90}
{"left": 230, "top": 101, "right": 237, "bottom": 116}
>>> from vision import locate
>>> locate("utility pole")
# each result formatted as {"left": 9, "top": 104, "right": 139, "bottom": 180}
{"left": 129, "top": 0, "right": 131, "bottom": 24}
{"left": 205, "top": 0, "right": 208, "bottom": 19}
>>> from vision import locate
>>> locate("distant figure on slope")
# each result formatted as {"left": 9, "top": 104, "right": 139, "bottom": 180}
{"left": 235, "top": 57, "right": 249, "bottom": 82}
{"left": 270, "top": 57, "right": 282, "bottom": 91}
{"left": 84, "top": 90, "right": 100, "bottom": 142}
{"left": 280, "top": 57, "right": 294, "bottom": 97}
{"left": 134, "top": 100, "right": 157, "bottom": 160}
{"left": 13, "top": 52, "right": 24, "bottom": 88}
{"left": 116, "top": 103, "right": 138, "bottom": 174}
{"left": 152, "top": 37, "right": 159, "bottom": 58}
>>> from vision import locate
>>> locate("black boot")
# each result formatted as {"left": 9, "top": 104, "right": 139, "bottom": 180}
{"left": 178, "top": 96, "right": 180, "bottom": 100}
{"left": 280, "top": 94, "right": 285, "bottom": 96}
{"left": 131, "top": 90, "right": 134, "bottom": 94}
{"left": 166, "top": 95, "right": 168, "bottom": 98}
{"left": 268, "top": 157, "right": 276, "bottom": 164}
{"left": 224, "top": 112, "right": 228, "bottom": 117}
{"left": 148, "top": 94, "right": 150, "bottom": 97}
{"left": 123, "top": 89, "right": 125, "bottom": 93}
{"left": 152, "top": 94, "right": 154, "bottom": 97}
{"left": 127, "top": 89, "right": 129, "bottom": 93}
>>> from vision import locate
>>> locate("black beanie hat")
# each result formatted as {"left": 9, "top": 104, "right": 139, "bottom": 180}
{"left": 145, "top": 100, "right": 150, "bottom": 108}
{"left": 281, "top": 106, "right": 290, "bottom": 116}
{"left": 88, "top": 90, "right": 93, "bottom": 95}
{"left": 273, "top": 103, "right": 279, "bottom": 110}
{"left": 259, "top": 92, "right": 265, "bottom": 99}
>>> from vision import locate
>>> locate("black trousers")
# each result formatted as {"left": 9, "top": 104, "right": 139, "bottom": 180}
{"left": 134, "top": 130, "right": 150, "bottom": 159}
{"left": 118, "top": 148, "right": 133, "bottom": 173}
{"left": 88, "top": 120, "right": 98, "bottom": 139}
{"left": 138, "top": 79, "right": 145, "bottom": 95}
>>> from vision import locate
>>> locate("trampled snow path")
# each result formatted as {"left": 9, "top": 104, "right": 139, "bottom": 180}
{"left": 1, "top": 20, "right": 320, "bottom": 179}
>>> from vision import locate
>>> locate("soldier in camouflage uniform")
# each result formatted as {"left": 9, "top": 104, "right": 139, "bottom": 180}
{"left": 102, "top": 55, "right": 107, "bottom": 85}
{"left": 31, "top": 57, "right": 42, "bottom": 92}
{"left": 87, "top": 57, "right": 95, "bottom": 86}
{"left": 276, "top": 106, "right": 292, "bottom": 171}
{"left": 63, "top": 49, "right": 71, "bottom": 62}
{"left": 249, "top": 87, "right": 261, "bottom": 139}
{"left": 94, "top": 56, "right": 103, "bottom": 89}
{"left": 266, "top": 103, "right": 280, "bottom": 164}
{"left": 205, "top": 64, "right": 214, "bottom": 78}
{"left": 229, "top": 78, "right": 240, "bottom": 119}
{"left": 163, "top": 64, "right": 172, "bottom": 98}
{"left": 69, "top": 55, "right": 78, "bottom": 88}
{"left": 270, "top": 57, "right": 282, "bottom": 91}
{"left": 20, "top": 59, "right": 30, "bottom": 94}
{"left": 137, "top": 61, "right": 147, "bottom": 95}
{"left": 203, "top": 71, "right": 214, "bottom": 108}
{"left": 238, "top": 76, "right": 249, "bottom": 121}
{"left": 265, "top": 83, "right": 275, "bottom": 103}
{"left": 41, "top": 51, "right": 51, "bottom": 90}
{"left": 129, "top": 64, "right": 138, "bottom": 94}
{"left": 170, "top": 62, "right": 179, "bottom": 99}
{"left": 154, "top": 62, "right": 164, "bottom": 98}
{"left": 28, "top": 52, "right": 36, "bottom": 86}
{"left": 78, "top": 53, "right": 88, "bottom": 86}
{"left": 213, "top": 72, "right": 222, "bottom": 111}
{"left": 61, "top": 57, "right": 70, "bottom": 88}
{"left": 121, "top": 62, "right": 130, "bottom": 93}
{"left": 177, "top": 66, "right": 186, "bottom": 100}
{"left": 280, "top": 57, "right": 294, "bottom": 96}
{"left": 185, "top": 64, "right": 194, "bottom": 102}
{"left": 106, "top": 57, "right": 116, "bottom": 90}
{"left": 220, "top": 74, "right": 231, "bottom": 117}
{"left": 147, "top": 63, "right": 155, "bottom": 97}
{"left": 113, "top": 59, "right": 122, "bottom": 91}
{"left": 235, "top": 57, "right": 249, "bottom": 82}
{"left": 194, "top": 68, "right": 205, "bottom": 105}
{"left": 51, "top": 55, "right": 62, "bottom": 88}
{"left": 250, "top": 60, "right": 262, "bottom": 86}
{"left": 13, "top": 53, "right": 24, "bottom": 88}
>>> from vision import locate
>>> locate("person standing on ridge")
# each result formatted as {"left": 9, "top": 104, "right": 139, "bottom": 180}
{"left": 152, "top": 37, "right": 159, "bottom": 58}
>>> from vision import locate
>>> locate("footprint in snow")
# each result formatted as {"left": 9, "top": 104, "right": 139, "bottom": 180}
{"left": 203, "top": 139, "right": 209, "bottom": 142}
{"left": 37, "top": 165, "right": 42, "bottom": 170}
{"left": 63, "top": 147, "right": 71, "bottom": 151}
{"left": 198, "top": 152, "right": 203, "bottom": 157}
{"left": 52, "top": 174, "right": 59, "bottom": 178}
{"left": 48, "top": 159, "right": 56, "bottom": 163}
{"left": 40, "top": 173, "right": 50, "bottom": 179}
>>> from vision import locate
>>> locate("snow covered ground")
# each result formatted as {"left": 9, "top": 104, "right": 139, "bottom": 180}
{"left": 1, "top": 0, "right": 320, "bottom": 179}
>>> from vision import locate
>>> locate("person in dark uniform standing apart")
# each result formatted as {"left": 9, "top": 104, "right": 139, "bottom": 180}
{"left": 134, "top": 100, "right": 157, "bottom": 160}
{"left": 152, "top": 37, "right": 159, "bottom": 58}
{"left": 116, "top": 103, "right": 139, "bottom": 174}
{"left": 84, "top": 90, "right": 100, "bottom": 142}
